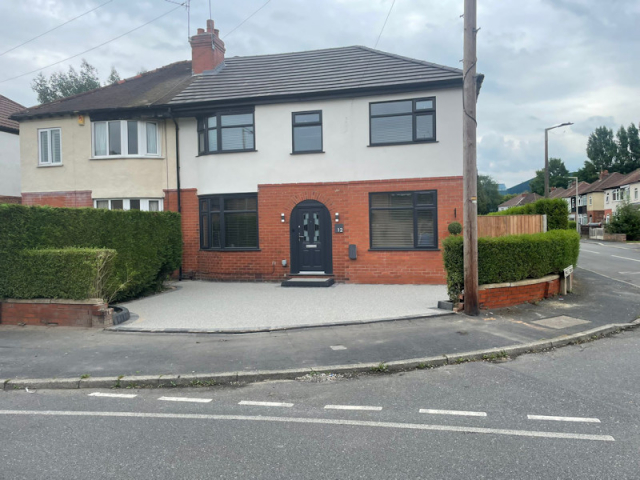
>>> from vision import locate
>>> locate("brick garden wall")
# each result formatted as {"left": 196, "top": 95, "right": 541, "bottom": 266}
{"left": 0, "top": 195, "right": 21, "bottom": 204}
{"left": 0, "top": 300, "right": 112, "bottom": 328}
{"left": 477, "top": 276, "right": 560, "bottom": 310}
{"left": 22, "top": 190, "right": 93, "bottom": 208}
{"left": 166, "top": 176, "right": 463, "bottom": 284}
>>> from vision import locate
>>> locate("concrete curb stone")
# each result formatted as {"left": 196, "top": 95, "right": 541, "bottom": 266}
{"left": 4, "top": 320, "right": 640, "bottom": 391}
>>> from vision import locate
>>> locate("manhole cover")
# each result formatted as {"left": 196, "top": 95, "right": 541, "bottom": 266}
{"left": 532, "top": 316, "right": 591, "bottom": 329}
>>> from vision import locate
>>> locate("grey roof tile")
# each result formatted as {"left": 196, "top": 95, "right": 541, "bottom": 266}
{"left": 0, "top": 94, "right": 24, "bottom": 132}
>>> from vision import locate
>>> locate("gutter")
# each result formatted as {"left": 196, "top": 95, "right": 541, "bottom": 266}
{"left": 170, "top": 110, "right": 183, "bottom": 281}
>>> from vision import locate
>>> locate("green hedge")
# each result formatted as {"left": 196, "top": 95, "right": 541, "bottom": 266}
{"left": 0, "top": 204, "right": 182, "bottom": 301}
{"left": 568, "top": 221, "right": 577, "bottom": 231}
{"left": 442, "top": 230, "right": 580, "bottom": 301}
{"left": 489, "top": 198, "right": 569, "bottom": 230}
{"left": 5, "top": 248, "right": 117, "bottom": 300}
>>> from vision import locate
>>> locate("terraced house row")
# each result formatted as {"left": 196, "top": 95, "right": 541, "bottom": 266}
{"left": 10, "top": 19, "right": 482, "bottom": 285}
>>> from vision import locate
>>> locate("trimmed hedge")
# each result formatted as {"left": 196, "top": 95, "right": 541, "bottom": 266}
{"left": 568, "top": 221, "right": 577, "bottom": 231}
{"left": 442, "top": 230, "right": 580, "bottom": 301}
{"left": 489, "top": 198, "right": 569, "bottom": 230}
{"left": 0, "top": 204, "right": 182, "bottom": 301}
{"left": 5, "top": 248, "right": 117, "bottom": 300}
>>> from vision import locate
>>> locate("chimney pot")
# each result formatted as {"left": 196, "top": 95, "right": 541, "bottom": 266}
{"left": 197, "top": 28, "right": 204, "bottom": 34}
{"left": 206, "top": 19, "right": 214, "bottom": 33}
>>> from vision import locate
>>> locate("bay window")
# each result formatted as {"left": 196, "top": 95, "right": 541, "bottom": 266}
{"left": 93, "top": 120, "right": 160, "bottom": 158}
{"left": 198, "top": 111, "right": 255, "bottom": 154}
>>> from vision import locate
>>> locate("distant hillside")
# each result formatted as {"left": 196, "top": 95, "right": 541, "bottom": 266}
{"left": 506, "top": 178, "right": 534, "bottom": 195}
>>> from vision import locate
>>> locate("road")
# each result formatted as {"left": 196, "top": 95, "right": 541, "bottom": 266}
{"left": 2, "top": 329, "right": 640, "bottom": 479}
{"left": 578, "top": 240, "right": 640, "bottom": 288}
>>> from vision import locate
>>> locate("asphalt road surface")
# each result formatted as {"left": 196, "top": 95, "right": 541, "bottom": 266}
{"left": 2, "top": 329, "right": 640, "bottom": 479}
{"left": 578, "top": 240, "right": 640, "bottom": 288}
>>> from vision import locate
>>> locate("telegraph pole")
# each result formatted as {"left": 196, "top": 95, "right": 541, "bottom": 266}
{"left": 463, "top": 0, "right": 479, "bottom": 316}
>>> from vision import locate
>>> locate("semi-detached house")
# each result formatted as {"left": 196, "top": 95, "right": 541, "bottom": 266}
{"left": 12, "top": 19, "right": 482, "bottom": 285}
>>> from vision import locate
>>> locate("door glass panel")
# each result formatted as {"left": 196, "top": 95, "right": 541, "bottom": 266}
{"left": 313, "top": 213, "right": 320, "bottom": 242}
{"left": 302, "top": 213, "right": 310, "bottom": 242}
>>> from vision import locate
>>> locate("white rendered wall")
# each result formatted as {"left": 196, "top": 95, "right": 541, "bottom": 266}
{"left": 0, "top": 130, "right": 21, "bottom": 196}
{"left": 179, "top": 88, "right": 463, "bottom": 194}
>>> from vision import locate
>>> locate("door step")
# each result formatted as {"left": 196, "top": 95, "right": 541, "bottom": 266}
{"left": 281, "top": 277, "right": 335, "bottom": 288}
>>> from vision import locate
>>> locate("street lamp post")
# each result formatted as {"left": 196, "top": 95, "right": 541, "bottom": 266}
{"left": 544, "top": 122, "right": 573, "bottom": 198}
{"left": 569, "top": 176, "right": 580, "bottom": 233}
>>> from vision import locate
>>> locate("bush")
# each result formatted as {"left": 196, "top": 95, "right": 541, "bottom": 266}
{"left": 5, "top": 248, "right": 117, "bottom": 300}
{"left": 0, "top": 204, "right": 182, "bottom": 301}
{"left": 448, "top": 221, "right": 462, "bottom": 235}
{"left": 442, "top": 230, "right": 580, "bottom": 301}
{"left": 606, "top": 201, "right": 640, "bottom": 241}
{"left": 568, "top": 221, "right": 577, "bottom": 231}
{"left": 489, "top": 198, "right": 569, "bottom": 230}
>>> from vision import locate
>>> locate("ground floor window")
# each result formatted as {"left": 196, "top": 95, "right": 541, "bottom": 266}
{"left": 199, "top": 193, "right": 259, "bottom": 250}
{"left": 94, "top": 198, "right": 162, "bottom": 211}
{"left": 369, "top": 190, "right": 438, "bottom": 249}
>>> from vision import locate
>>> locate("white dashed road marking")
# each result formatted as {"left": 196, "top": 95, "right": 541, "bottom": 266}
{"left": 324, "top": 405, "right": 383, "bottom": 411}
{"left": 0, "top": 410, "right": 615, "bottom": 442}
{"left": 330, "top": 345, "right": 347, "bottom": 350}
{"left": 239, "top": 401, "right": 293, "bottom": 407}
{"left": 88, "top": 392, "right": 137, "bottom": 399}
{"left": 420, "top": 409, "right": 487, "bottom": 417}
{"left": 580, "top": 249, "right": 600, "bottom": 254}
{"left": 158, "top": 397, "right": 212, "bottom": 403}
{"left": 611, "top": 254, "right": 640, "bottom": 263}
{"left": 528, "top": 415, "right": 601, "bottom": 423}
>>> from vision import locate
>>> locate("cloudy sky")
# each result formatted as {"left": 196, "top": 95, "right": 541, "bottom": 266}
{"left": 1, "top": 0, "right": 639, "bottom": 187}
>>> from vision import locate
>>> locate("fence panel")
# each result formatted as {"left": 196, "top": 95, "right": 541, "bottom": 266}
{"left": 478, "top": 215, "right": 546, "bottom": 238}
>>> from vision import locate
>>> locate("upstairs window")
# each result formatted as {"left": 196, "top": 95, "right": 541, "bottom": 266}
{"left": 198, "top": 112, "right": 255, "bottom": 154}
{"left": 38, "top": 128, "right": 62, "bottom": 165}
{"left": 369, "top": 191, "right": 438, "bottom": 250}
{"left": 292, "top": 111, "right": 323, "bottom": 153}
{"left": 199, "top": 194, "right": 259, "bottom": 250}
{"left": 92, "top": 120, "right": 159, "bottom": 158}
{"left": 369, "top": 97, "right": 436, "bottom": 146}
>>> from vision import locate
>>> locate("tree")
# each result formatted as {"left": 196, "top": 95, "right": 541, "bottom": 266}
{"left": 614, "top": 125, "right": 634, "bottom": 174}
{"left": 577, "top": 160, "right": 599, "bottom": 183}
{"left": 31, "top": 59, "right": 100, "bottom": 104}
{"left": 528, "top": 158, "right": 570, "bottom": 195}
{"left": 477, "top": 175, "right": 503, "bottom": 215}
{"left": 607, "top": 199, "right": 640, "bottom": 241}
{"left": 627, "top": 123, "right": 640, "bottom": 172}
{"left": 105, "top": 66, "right": 121, "bottom": 85}
{"left": 586, "top": 126, "right": 617, "bottom": 172}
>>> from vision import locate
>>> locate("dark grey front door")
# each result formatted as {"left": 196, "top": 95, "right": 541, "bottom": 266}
{"left": 290, "top": 200, "right": 332, "bottom": 274}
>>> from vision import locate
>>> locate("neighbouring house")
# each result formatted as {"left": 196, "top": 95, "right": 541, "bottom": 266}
{"left": 560, "top": 181, "right": 590, "bottom": 224}
{"left": 602, "top": 168, "right": 640, "bottom": 222}
{"left": 12, "top": 18, "right": 483, "bottom": 285}
{"left": 497, "top": 192, "right": 541, "bottom": 211}
{"left": 0, "top": 94, "right": 24, "bottom": 204}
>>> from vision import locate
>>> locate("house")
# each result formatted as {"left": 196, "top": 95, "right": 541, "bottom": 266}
{"left": 497, "top": 192, "right": 541, "bottom": 211}
{"left": 583, "top": 170, "right": 615, "bottom": 224}
{"left": 0, "top": 94, "right": 24, "bottom": 204}
{"left": 12, "top": 18, "right": 482, "bottom": 285}
{"left": 561, "top": 181, "right": 590, "bottom": 224}
{"left": 602, "top": 168, "right": 640, "bottom": 222}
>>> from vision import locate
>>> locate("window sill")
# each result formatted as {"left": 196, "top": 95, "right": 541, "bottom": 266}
{"left": 368, "top": 140, "right": 438, "bottom": 147}
{"left": 90, "top": 156, "right": 164, "bottom": 161}
{"left": 37, "top": 163, "right": 63, "bottom": 168}
{"left": 200, "top": 248, "right": 261, "bottom": 252}
{"left": 368, "top": 248, "right": 440, "bottom": 252}
{"left": 290, "top": 151, "right": 325, "bottom": 155}
{"left": 197, "top": 150, "right": 257, "bottom": 157}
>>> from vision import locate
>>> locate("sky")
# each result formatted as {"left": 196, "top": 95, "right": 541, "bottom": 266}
{"left": 1, "top": 0, "right": 639, "bottom": 188}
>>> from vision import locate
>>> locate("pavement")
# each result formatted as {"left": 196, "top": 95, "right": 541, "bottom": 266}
{"left": 2, "top": 328, "right": 640, "bottom": 479}
{"left": 113, "top": 282, "right": 450, "bottom": 332}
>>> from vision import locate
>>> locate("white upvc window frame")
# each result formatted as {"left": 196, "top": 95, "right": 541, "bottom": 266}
{"left": 91, "top": 120, "right": 161, "bottom": 159}
{"left": 634, "top": 187, "right": 638, "bottom": 201}
{"left": 38, "top": 127, "right": 62, "bottom": 166}
{"left": 93, "top": 198, "right": 164, "bottom": 212}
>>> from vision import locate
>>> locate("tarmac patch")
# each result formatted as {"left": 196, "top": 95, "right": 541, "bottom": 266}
{"left": 532, "top": 316, "right": 591, "bottom": 329}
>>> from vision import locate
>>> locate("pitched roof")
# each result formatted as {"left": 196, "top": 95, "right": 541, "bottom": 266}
{"left": 586, "top": 172, "right": 625, "bottom": 193}
{"left": 618, "top": 168, "right": 640, "bottom": 186}
{"left": 11, "top": 61, "right": 193, "bottom": 120}
{"left": 561, "top": 181, "right": 591, "bottom": 197}
{"left": 498, "top": 192, "right": 541, "bottom": 208}
{"left": 548, "top": 187, "right": 567, "bottom": 199}
{"left": 0, "top": 94, "right": 25, "bottom": 133}
{"left": 170, "top": 46, "right": 471, "bottom": 106}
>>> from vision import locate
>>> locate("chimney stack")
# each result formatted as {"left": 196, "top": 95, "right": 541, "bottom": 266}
{"left": 190, "top": 19, "right": 226, "bottom": 75}
{"left": 599, "top": 169, "right": 609, "bottom": 180}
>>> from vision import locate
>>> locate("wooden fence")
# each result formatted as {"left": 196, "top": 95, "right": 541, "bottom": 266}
{"left": 477, "top": 215, "right": 546, "bottom": 238}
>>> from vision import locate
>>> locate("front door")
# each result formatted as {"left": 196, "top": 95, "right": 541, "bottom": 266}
{"left": 290, "top": 200, "right": 332, "bottom": 274}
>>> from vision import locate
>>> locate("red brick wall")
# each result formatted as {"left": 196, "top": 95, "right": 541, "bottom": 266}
{"left": 478, "top": 278, "right": 560, "bottom": 310}
{"left": 0, "top": 301, "right": 110, "bottom": 327}
{"left": 22, "top": 190, "right": 93, "bottom": 208}
{"left": 167, "top": 176, "right": 463, "bottom": 284}
{"left": 0, "top": 195, "right": 21, "bottom": 204}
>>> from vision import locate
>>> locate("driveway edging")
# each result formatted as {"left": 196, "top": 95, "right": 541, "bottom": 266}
{"left": 4, "top": 319, "right": 639, "bottom": 391}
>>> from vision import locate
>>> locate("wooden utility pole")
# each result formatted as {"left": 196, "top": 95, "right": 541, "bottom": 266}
{"left": 463, "top": 0, "right": 479, "bottom": 316}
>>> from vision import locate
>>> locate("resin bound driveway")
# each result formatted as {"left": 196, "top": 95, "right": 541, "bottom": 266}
{"left": 113, "top": 281, "right": 450, "bottom": 332}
